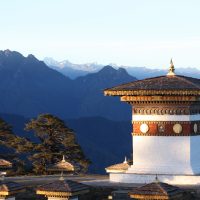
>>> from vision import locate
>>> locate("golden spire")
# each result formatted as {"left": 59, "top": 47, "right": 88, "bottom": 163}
{"left": 62, "top": 155, "right": 65, "bottom": 162}
{"left": 123, "top": 156, "right": 127, "bottom": 164}
{"left": 167, "top": 59, "right": 175, "bottom": 76}
{"left": 154, "top": 174, "right": 159, "bottom": 183}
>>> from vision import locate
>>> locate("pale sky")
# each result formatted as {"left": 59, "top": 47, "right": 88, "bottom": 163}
{"left": 1, "top": 0, "right": 200, "bottom": 69}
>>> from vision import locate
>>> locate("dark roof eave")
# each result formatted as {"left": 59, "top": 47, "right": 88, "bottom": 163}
{"left": 104, "top": 89, "right": 200, "bottom": 96}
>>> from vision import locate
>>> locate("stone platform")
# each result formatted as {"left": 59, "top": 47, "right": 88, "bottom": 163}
{"left": 109, "top": 173, "right": 200, "bottom": 185}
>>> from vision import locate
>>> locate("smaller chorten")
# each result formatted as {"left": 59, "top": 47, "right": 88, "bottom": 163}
{"left": 0, "top": 160, "right": 12, "bottom": 170}
{"left": 0, "top": 159, "right": 12, "bottom": 178}
{"left": 0, "top": 181, "right": 25, "bottom": 200}
{"left": 105, "top": 157, "right": 130, "bottom": 173}
{"left": 167, "top": 59, "right": 176, "bottom": 76}
{"left": 129, "top": 179, "right": 184, "bottom": 200}
{"left": 47, "top": 155, "right": 75, "bottom": 174}
{"left": 36, "top": 179, "right": 89, "bottom": 200}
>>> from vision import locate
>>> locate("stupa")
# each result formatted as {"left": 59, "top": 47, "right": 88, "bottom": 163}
{"left": 47, "top": 155, "right": 75, "bottom": 174}
{"left": 36, "top": 179, "right": 89, "bottom": 200}
{"left": 0, "top": 160, "right": 12, "bottom": 170}
{"left": 104, "top": 60, "right": 200, "bottom": 185}
{"left": 0, "top": 181, "right": 25, "bottom": 200}
{"left": 129, "top": 178, "right": 184, "bottom": 199}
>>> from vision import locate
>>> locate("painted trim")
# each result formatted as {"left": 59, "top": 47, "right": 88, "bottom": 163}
{"left": 132, "top": 114, "right": 200, "bottom": 122}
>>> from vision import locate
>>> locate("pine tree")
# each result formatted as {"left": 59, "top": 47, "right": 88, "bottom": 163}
{"left": 25, "top": 114, "right": 90, "bottom": 174}
{"left": 0, "top": 118, "right": 34, "bottom": 175}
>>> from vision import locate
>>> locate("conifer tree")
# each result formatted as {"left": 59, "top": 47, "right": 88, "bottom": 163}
{"left": 25, "top": 114, "right": 90, "bottom": 174}
{"left": 0, "top": 118, "right": 34, "bottom": 174}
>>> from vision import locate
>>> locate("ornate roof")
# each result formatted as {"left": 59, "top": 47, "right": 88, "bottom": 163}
{"left": 129, "top": 180, "right": 183, "bottom": 199}
{"left": 105, "top": 157, "right": 130, "bottom": 173}
{"left": 37, "top": 180, "right": 89, "bottom": 197}
{"left": 47, "top": 156, "right": 74, "bottom": 172}
{"left": 0, "top": 181, "right": 25, "bottom": 195}
{"left": 104, "top": 75, "right": 200, "bottom": 96}
{"left": 0, "top": 159, "right": 12, "bottom": 168}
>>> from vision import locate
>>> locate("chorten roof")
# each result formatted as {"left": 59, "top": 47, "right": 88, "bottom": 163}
{"left": 104, "top": 61, "right": 200, "bottom": 96}
{"left": 37, "top": 180, "right": 89, "bottom": 197}
{"left": 105, "top": 157, "right": 130, "bottom": 173}
{"left": 129, "top": 180, "right": 183, "bottom": 199}
{"left": 105, "top": 75, "right": 200, "bottom": 96}
{"left": 47, "top": 156, "right": 75, "bottom": 172}
{"left": 0, "top": 159, "right": 12, "bottom": 168}
{"left": 0, "top": 181, "right": 25, "bottom": 196}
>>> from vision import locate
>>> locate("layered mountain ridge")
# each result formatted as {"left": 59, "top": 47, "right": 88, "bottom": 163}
{"left": 45, "top": 56, "right": 200, "bottom": 80}
{"left": 0, "top": 50, "right": 136, "bottom": 121}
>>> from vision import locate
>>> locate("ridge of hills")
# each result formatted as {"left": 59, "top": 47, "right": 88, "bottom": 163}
{"left": 0, "top": 50, "right": 136, "bottom": 121}
{"left": 44, "top": 57, "right": 200, "bottom": 79}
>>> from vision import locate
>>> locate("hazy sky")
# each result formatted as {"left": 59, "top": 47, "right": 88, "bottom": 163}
{"left": 1, "top": 0, "right": 200, "bottom": 68}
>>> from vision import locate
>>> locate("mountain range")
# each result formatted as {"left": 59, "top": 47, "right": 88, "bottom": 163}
{"left": 44, "top": 57, "right": 200, "bottom": 79}
{"left": 44, "top": 57, "right": 103, "bottom": 79}
{"left": 0, "top": 50, "right": 136, "bottom": 121}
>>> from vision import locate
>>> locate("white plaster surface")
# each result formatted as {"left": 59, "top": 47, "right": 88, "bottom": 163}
{"left": 48, "top": 197, "right": 69, "bottom": 200}
{"left": 48, "top": 197, "right": 78, "bottom": 200}
{"left": 128, "top": 136, "right": 200, "bottom": 175}
{"left": 109, "top": 173, "right": 200, "bottom": 185}
{"left": 132, "top": 114, "right": 200, "bottom": 121}
{"left": 0, "top": 198, "right": 15, "bottom": 200}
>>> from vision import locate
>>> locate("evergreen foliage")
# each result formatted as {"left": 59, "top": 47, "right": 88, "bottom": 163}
{"left": 25, "top": 114, "right": 90, "bottom": 174}
{"left": 0, "top": 118, "right": 33, "bottom": 174}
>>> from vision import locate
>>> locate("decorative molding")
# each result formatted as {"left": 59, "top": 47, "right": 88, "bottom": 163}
{"left": 132, "top": 114, "right": 200, "bottom": 122}
{"left": 132, "top": 122, "right": 200, "bottom": 136}
{"left": 132, "top": 132, "right": 200, "bottom": 136}
{"left": 104, "top": 90, "right": 200, "bottom": 96}
{"left": 133, "top": 107, "right": 200, "bottom": 115}
{"left": 122, "top": 95, "right": 200, "bottom": 102}
{"left": 133, "top": 121, "right": 198, "bottom": 124}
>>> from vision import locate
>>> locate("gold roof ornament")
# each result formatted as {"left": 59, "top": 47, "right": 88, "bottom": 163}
{"left": 167, "top": 59, "right": 176, "bottom": 76}
{"left": 154, "top": 174, "right": 159, "bottom": 183}
{"left": 123, "top": 156, "right": 127, "bottom": 164}
{"left": 62, "top": 155, "right": 65, "bottom": 162}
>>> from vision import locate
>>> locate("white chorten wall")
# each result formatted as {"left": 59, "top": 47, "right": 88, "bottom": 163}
{"left": 128, "top": 136, "right": 200, "bottom": 175}
{"left": 132, "top": 114, "right": 200, "bottom": 122}
{"left": 48, "top": 197, "right": 78, "bottom": 200}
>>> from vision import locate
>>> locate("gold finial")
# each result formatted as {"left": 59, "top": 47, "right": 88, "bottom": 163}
{"left": 59, "top": 170, "right": 64, "bottom": 181}
{"left": 62, "top": 155, "right": 65, "bottom": 162}
{"left": 167, "top": 59, "right": 175, "bottom": 76}
{"left": 154, "top": 174, "right": 159, "bottom": 183}
{"left": 123, "top": 156, "right": 127, "bottom": 164}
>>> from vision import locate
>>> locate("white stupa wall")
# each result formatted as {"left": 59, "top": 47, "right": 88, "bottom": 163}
{"left": 48, "top": 197, "right": 78, "bottom": 200}
{"left": 132, "top": 114, "right": 200, "bottom": 122}
{"left": 128, "top": 136, "right": 200, "bottom": 175}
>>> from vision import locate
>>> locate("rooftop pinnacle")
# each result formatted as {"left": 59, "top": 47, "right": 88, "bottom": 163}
{"left": 167, "top": 59, "right": 175, "bottom": 76}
